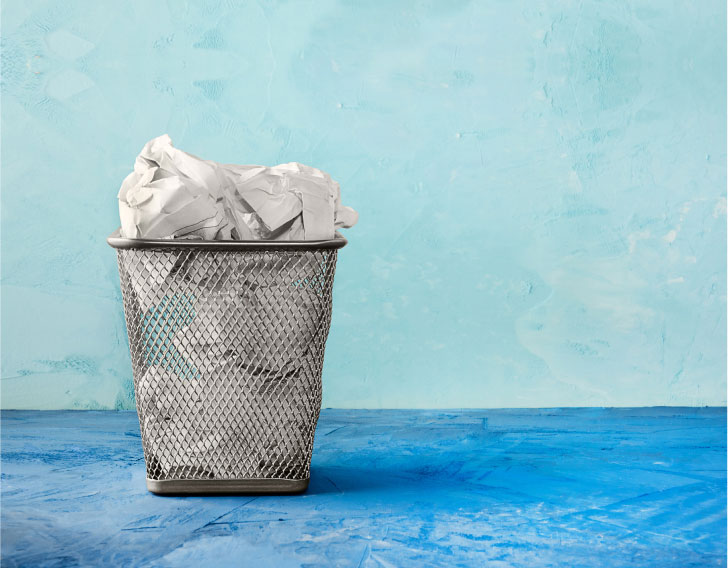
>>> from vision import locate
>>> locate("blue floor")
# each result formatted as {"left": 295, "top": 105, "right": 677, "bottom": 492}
{"left": 1, "top": 408, "right": 726, "bottom": 567}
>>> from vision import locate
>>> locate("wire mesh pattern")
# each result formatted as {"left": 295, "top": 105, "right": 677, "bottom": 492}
{"left": 115, "top": 246, "right": 338, "bottom": 482}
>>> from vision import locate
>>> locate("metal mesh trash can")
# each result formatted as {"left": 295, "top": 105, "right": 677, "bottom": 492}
{"left": 107, "top": 230, "right": 347, "bottom": 494}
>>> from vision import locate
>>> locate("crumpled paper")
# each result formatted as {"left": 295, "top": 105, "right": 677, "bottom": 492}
{"left": 126, "top": 249, "right": 327, "bottom": 479}
{"left": 118, "top": 134, "right": 358, "bottom": 241}
{"left": 138, "top": 364, "right": 310, "bottom": 479}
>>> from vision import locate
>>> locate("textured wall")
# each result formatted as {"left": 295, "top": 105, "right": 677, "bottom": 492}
{"left": 1, "top": 1, "right": 725, "bottom": 409}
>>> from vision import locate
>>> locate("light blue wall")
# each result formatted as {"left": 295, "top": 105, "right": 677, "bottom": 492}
{"left": 1, "top": 1, "right": 725, "bottom": 409}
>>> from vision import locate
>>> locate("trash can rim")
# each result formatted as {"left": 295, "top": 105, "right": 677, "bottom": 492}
{"left": 107, "top": 229, "right": 347, "bottom": 250}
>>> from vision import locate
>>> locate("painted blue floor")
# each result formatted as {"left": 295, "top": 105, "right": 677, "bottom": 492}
{"left": 1, "top": 408, "right": 726, "bottom": 567}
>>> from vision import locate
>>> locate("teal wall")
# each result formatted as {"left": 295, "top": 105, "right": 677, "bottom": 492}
{"left": 1, "top": 1, "right": 725, "bottom": 409}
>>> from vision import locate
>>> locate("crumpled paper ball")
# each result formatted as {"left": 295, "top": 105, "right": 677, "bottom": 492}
{"left": 118, "top": 134, "right": 358, "bottom": 241}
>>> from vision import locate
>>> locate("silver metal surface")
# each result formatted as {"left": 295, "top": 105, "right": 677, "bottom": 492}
{"left": 108, "top": 229, "right": 347, "bottom": 251}
{"left": 146, "top": 477, "right": 309, "bottom": 495}
{"left": 110, "top": 232, "right": 343, "bottom": 494}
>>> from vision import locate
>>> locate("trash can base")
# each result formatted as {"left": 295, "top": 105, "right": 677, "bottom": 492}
{"left": 146, "top": 477, "right": 310, "bottom": 495}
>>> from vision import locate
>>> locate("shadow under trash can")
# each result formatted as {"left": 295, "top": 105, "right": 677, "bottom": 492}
{"left": 108, "top": 229, "right": 347, "bottom": 494}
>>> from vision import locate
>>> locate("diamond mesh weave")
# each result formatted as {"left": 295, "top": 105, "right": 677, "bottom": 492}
{"left": 115, "top": 246, "right": 337, "bottom": 482}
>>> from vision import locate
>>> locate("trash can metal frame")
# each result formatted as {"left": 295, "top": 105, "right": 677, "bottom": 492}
{"left": 108, "top": 230, "right": 347, "bottom": 495}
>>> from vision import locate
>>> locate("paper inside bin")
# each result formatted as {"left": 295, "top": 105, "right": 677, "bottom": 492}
{"left": 130, "top": 250, "right": 327, "bottom": 479}
{"left": 138, "top": 361, "right": 312, "bottom": 479}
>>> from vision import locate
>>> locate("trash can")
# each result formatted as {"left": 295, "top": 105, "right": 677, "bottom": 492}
{"left": 107, "top": 229, "right": 347, "bottom": 494}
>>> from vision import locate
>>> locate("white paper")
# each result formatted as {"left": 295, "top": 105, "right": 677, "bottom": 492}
{"left": 118, "top": 134, "right": 358, "bottom": 241}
